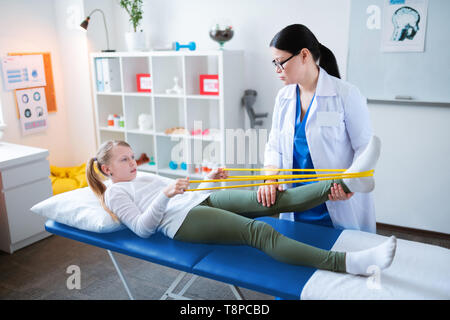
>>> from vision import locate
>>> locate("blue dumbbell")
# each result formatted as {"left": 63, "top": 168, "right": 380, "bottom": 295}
{"left": 174, "top": 41, "right": 196, "bottom": 51}
{"left": 169, "top": 161, "right": 178, "bottom": 170}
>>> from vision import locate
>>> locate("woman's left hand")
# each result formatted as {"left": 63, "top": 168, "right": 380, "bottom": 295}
{"left": 328, "top": 183, "right": 354, "bottom": 201}
{"left": 207, "top": 167, "right": 229, "bottom": 180}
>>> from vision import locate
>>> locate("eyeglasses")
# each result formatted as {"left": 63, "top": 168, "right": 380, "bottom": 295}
{"left": 272, "top": 51, "right": 300, "bottom": 70}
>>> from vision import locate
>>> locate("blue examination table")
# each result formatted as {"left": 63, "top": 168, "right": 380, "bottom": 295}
{"left": 45, "top": 216, "right": 450, "bottom": 300}
{"left": 45, "top": 217, "right": 342, "bottom": 300}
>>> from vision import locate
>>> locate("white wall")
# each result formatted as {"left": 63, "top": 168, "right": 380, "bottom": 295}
{"left": 0, "top": 0, "right": 72, "bottom": 165}
{"left": 53, "top": 0, "right": 97, "bottom": 165}
{"left": 370, "top": 102, "right": 450, "bottom": 234}
{"left": 107, "top": 0, "right": 351, "bottom": 141}
{"left": 83, "top": 0, "right": 117, "bottom": 53}
{"left": 0, "top": 0, "right": 97, "bottom": 166}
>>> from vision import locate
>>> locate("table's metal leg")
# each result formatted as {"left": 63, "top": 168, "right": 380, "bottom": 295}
{"left": 107, "top": 249, "right": 245, "bottom": 301}
{"left": 161, "top": 271, "right": 191, "bottom": 300}
{"left": 178, "top": 275, "right": 198, "bottom": 297}
{"left": 229, "top": 284, "right": 244, "bottom": 300}
{"left": 107, "top": 250, "right": 135, "bottom": 300}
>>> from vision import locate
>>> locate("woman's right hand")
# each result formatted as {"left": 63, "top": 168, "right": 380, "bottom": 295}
{"left": 163, "top": 178, "right": 190, "bottom": 198}
{"left": 257, "top": 180, "right": 284, "bottom": 207}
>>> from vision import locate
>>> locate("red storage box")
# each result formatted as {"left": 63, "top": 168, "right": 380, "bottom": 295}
{"left": 199, "top": 74, "right": 219, "bottom": 95}
{"left": 136, "top": 74, "right": 152, "bottom": 92}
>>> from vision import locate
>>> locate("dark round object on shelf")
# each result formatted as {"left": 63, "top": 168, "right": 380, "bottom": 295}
{"left": 209, "top": 29, "right": 234, "bottom": 43}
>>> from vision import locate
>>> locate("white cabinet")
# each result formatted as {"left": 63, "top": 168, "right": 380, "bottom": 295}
{"left": 90, "top": 51, "right": 245, "bottom": 185}
{"left": 0, "top": 142, "right": 53, "bottom": 253}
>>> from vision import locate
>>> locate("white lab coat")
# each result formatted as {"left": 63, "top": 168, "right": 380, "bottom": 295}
{"left": 264, "top": 67, "right": 376, "bottom": 233}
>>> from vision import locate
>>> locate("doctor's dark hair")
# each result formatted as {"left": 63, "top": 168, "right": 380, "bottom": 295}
{"left": 270, "top": 24, "right": 341, "bottom": 79}
{"left": 86, "top": 140, "right": 132, "bottom": 223}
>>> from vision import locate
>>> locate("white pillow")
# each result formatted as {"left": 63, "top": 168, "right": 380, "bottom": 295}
{"left": 31, "top": 184, "right": 125, "bottom": 233}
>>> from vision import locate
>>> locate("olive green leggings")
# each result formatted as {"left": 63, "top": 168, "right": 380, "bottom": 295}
{"left": 174, "top": 179, "right": 350, "bottom": 273}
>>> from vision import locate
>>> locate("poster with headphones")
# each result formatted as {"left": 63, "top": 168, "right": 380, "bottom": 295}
{"left": 381, "top": 0, "right": 428, "bottom": 52}
{"left": 15, "top": 87, "right": 48, "bottom": 135}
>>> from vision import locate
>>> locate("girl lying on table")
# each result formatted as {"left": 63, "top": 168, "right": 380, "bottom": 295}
{"left": 86, "top": 136, "right": 396, "bottom": 276}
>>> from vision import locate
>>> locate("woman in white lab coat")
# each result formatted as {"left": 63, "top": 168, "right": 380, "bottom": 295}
{"left": 257, "top": 24, "right": 376, "bottom": 233}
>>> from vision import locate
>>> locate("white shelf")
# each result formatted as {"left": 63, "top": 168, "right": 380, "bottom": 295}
{"left": 127, "top": 128, "right": 155, "bottom": 135}
{"left": 154, "top": 131, "right": 188, "bottom": 138}
{"left": 158, "top": 167, "right": 204, "bottom": 179}
{"left": 91, "top": 51, "right": 228, "bottom": 60}
{"left": 96, "top": 91, "right": 123, "bottom": 96}
{"left": 137, "top": 163, "right": 157, "bottom": 173}
{"left": 123, "top": 92, "right": 152, "bottom": 97}
{"left": 153, "top": 93, "right": 185, "bottom": 98}
{"left": 96, "top": 92, "right": 220, "bottom": 100}
{"left": 152, "top": 131, "right": 220, "bottom": 142}
{"left": 91, "top": 50, "right": 245, "bottom": 182}
{"left": 189, "top": 134, "right": 220, "bottom": 141}
{"left": 186, "top": 94, "right": 220, "bottom": 100}
{"left": 100, "top": 126, "right": 125, "bottom": 133}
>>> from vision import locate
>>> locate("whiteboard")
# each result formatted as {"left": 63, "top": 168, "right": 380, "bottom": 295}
{"left": 347, "top": 0, "right": 450, "bottom": 103}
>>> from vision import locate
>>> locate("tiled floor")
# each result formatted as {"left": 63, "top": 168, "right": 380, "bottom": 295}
{"left": 0, "top": 225, "right": 448, "bottom": 300}
{"left": 0, "top": 234, "right": 271, "bottom": 300}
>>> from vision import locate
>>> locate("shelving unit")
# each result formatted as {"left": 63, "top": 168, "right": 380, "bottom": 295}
{"left": 90, "top": 51, "right": 245, "bottom": 185}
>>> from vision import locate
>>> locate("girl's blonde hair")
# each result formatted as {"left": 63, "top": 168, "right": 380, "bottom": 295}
{"left": 86, "top": 140, "right": 132, "bottom": 222}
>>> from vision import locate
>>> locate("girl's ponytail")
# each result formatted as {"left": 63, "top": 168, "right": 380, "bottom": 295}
{"left": 318, "top": 43, "right": 341, "bottom": 79}
{"left": 86, "top": 156, "right": 119, "bottom": 222}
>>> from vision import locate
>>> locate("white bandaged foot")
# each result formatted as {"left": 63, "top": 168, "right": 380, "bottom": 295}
{"left": 343, "top": 135, "right": 381, "bottom": 193}
{"left": 345, "top": 236, "right": 397, "bottom": 276}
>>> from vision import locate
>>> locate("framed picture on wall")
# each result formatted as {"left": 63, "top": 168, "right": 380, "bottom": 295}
{"left": 136, "top": 73, "right": 152, "bottom": 92}
{"left": 199, "top": 74, "right": 219, "bottom": 95}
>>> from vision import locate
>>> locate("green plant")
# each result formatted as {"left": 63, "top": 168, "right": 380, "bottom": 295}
{"left": 119, "top": 0, "right": 143, "bottom": 32}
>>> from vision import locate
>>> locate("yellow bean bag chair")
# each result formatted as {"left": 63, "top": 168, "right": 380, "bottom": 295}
{"left": 50, "top": 163, "right": 88, "bottom": 195}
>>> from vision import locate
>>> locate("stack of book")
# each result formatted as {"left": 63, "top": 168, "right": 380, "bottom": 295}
{"left": 95, "top": 58, "right": 121, "bottom": 92}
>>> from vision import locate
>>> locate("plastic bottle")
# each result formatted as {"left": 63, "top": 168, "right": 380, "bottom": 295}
{"left": 107, "top": 114, "right": 114, "bottom": 127}
{"left": 113, "top": 114, "right": 120, "bottom": 128}
{"left": 119, "top": 116, "right": 125, "bottom": 128}
{"left": 202, "top": 160, "right": 209, "bottom": 176}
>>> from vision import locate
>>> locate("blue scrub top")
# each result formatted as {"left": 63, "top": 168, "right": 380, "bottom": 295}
{"left": 292, "top": 85, "right": 333, "bottom": 228}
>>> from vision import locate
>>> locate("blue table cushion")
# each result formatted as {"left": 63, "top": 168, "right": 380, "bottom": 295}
{"left": 45, "top": 220, "right": 213, "bottom": 273}
{"left": 45, "top": 216, "right": 342, "bottom": 299}
{"left": 193, "top": 217, "right": 342, "bottom": 300}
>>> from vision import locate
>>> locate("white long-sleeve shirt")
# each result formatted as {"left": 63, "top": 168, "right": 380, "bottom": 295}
{"left": 104, "top": 172, "right": 215, "bottom": 238}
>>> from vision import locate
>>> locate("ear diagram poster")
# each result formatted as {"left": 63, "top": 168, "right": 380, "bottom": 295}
{"left": 381, "top": 0, "right": 428, "bottom": 52}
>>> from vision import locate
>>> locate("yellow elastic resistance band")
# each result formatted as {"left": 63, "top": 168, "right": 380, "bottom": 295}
{"left": 185, "top": 169, "right": 374, "bottom": 191}
{"left": 188, "top": 171, "right": 373, "bottom": 183}
{"left": 223, "top": 168, "right": 347, "bottom": 172}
